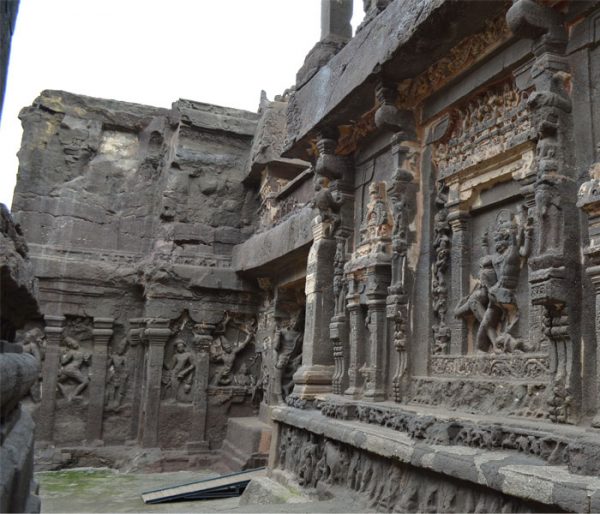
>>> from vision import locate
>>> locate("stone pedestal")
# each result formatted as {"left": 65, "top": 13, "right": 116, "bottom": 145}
{"left": 127, "top": 318, "right": 146, "bottom": 441}
{"left": 38, "top": 315, "right": 65, "bottom": 443}
{"left": 140, "top": 318, "right": 170, "bottom": 448}
{"left": 187, "top": 323, "right": 212, "bottom": 454}
{"left": 292, "top": 221, "right": 336, "bottom": 399}
{"left": 85, "top": 317, "right": 114, "bottom": 444}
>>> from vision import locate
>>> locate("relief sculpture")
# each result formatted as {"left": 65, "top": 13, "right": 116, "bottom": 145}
{"left": 162, "top": 339, "right": 195, "bottom": 402}
{"left": 57, "top": 336, "right": 91, "bottom": 402}
{"left": 210, "top": 313, "right": 256, "bottom": 386}
{"left": 105, "top": 338, "right": 130, "bottom": 411}
{"left": 454, "top": 208, "right": 533, "bottom": 353}
{"left": 272, "top": 313, "right": 304, "bottom": 404}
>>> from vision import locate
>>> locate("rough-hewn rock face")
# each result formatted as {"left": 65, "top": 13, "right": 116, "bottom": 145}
{"left": 12, "top": 90, "right": 264, "bottom": 461}
{"left": 0, "top": 205, "right": 41, "bottom": 513}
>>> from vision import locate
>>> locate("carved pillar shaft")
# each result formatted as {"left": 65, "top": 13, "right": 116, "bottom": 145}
{"left": 292, "top": 221, "right": 336, "bottom": 400}
{"left": 364, "top": 293, "right": 387, "bottom": 401}
{"left": 330, "top": 313, "right": 348, "bottom": 395}
{"left": 140, "top": 318, "right": 170, "bottom": 448}
{"left": 344, "top": 291, "right": 364, "bottom": 398}
{"left": 448, "top": 213, "right": 470, "bottom": 354}
{"left": 85, "top": 317, "right": 114, "bottom": 443}
{"left": 188, "top": 323, "right": 213, "bottom": 453}
{"left": 127, "top": 318, "right": 146, "bottom": 441}
{"left": 38, "top": 315, "right": 65, "bottom": 443}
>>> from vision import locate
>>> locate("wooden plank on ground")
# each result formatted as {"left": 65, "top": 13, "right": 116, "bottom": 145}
{"left": 141, "top": 467, "right": 266, "bottom": 504}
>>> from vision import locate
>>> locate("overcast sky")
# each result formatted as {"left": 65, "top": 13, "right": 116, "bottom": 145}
{"left": 0, "top": 0, "right": 364, "bottom": 209}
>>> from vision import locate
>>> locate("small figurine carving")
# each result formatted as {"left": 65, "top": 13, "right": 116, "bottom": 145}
{"left": 105, "top": 338, "right": 130, "bottom": 411}
{"left": 162, "top": 339, "right": 195, "bottom": 402}
{"left": 360, "top": 182, "right": 391, "bottom": 243}
{"left": 57, "top": 336, "right": 91, "bottom": 401}
{"left": 211, "top": 313, "right": 256, "bottom": 386}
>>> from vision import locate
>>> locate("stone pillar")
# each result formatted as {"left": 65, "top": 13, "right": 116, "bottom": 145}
{"left": 292, "top": 221, "right": 336, "bottom": 399}
{"left": 37, "top": 315, "right": 65, "bottom": 443}
{"left": 363, "top": 264, "right": 391, "bottom": 401}
{"left": 85, "top": 317, "right": 114, "bottom": 444}
{"left": 321, "top": 0, "right": 353, "bottom": 43}
{"left": 140, "top": 318, "right": 170, "bottom": 448}
{"left": 187, "top": 322, "right": 213, "bottom": 454}
{"left": 577, "top": 166, "right": 600, "bottom": 426}
{"left": 448, "top": 212, "right": 470, "bottom": 354}
{"left": 127, "top": 318, "right": 146, "bottom": 441}
{"left": 344, "top": 287, "right": 364, "bottom": 398}
{"left": 330, "top": 314, "right": 348, "bottom": 395}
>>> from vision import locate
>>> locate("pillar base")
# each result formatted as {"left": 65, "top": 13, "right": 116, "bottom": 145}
{"left": 292, "top": 365, "right": 333, "bottom": 399}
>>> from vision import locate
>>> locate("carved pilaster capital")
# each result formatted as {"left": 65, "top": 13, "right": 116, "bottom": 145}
{"left": 346, "top": 292, "right": 361, "bottom": 311}
{"left": 586, "top": 266, "right": 600, "bottom": 291}
{"left": 92, "top": 317, "right": 114, "bottom": 345}
{"left": 447, "top": 211, "right": 470, "bottom": 232}
{"left": 144, "top": 318, "right": 171, "bottom": 346}
{"left": 127, "top": 318, "right": 146, "bottom": 346}
{"left": 315, "top": 128, "right": 347, "bottom": 180}
{"left": 374, "top": 78, "right": 415, "bottom": 136}
{"left": 43, "top": 315, "right": 66, "bottom": 342}
{"left": 192, "top": 322, "right": 215, "bottom": 353}
{"left": 506, "top": 0, "right": 566, "bottom": 46}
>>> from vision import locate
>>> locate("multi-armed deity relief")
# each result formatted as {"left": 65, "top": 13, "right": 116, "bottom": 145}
{"left": 57, "top": 336, "right": 91, "bottom": 402}
{"left": 454, "top": 208, "right": 533, "bottom": 354}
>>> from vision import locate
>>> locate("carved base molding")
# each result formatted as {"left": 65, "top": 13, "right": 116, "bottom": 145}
{"left": 430, "top": 353, "right": 551, "bottom": 380}
{"left": 317, "top": 397, "right": 600, "bottom": 476}
{"left": 275, "top": 424, "right": 543, "bottom": 513}
{"left": 408, "top": 376, "right": 548, "bottom": 419}
{"left": 272, "top": 405, "right": 600, "bottom": 512}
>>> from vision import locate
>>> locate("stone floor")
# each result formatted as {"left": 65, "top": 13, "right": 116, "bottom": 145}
{"left": 37, "top": 468, "right": 366, "bottom": 513}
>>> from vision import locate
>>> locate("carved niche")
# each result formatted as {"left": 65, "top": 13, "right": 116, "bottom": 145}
{"left": 422, "top": 79, "right": 557, "bottom": 417}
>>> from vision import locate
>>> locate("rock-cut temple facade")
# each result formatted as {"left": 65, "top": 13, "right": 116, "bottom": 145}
{"left": 7, "top": 0, "right": 600, "bottom": 511}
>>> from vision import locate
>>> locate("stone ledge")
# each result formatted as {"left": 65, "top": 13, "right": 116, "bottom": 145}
{"left": 272, "top": 405, "right": 600, "bottom": 512}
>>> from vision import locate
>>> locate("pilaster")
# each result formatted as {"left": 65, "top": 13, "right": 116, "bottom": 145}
{"left": 85, "top": 317, "right": 114, "bottom": 444}
{"left": 140, "top": 318, "right": 171, "bottom": 448}
{"left": 292, "top": 220, "right": 336, "bottom": 399}
{"left": 448, "top": 212, "right": 470, "bottom": 354}
{"left": 37, "top": 315, "right": 65, "bottom": 443}
{"left": 127, "top": 318, "right": 146, "bottom": 441}
{"left": 344, "top": 290, "right": 364, "bottom": 398}
{"left": 187, "top": 322, "right": 213, "bottom": 453}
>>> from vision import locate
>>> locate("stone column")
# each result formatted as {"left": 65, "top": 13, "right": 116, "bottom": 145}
{"left": 344, "top": 287, "right": 364, "bottom": 398}
{"left": 140, "top": 318, "right": 171, "bottom": 448}
{"left": 363, "top": 265, "right": 390, "bottom": 401}
{"left": 292, "top": 221, "right": 336, "bottom": 399}
{"left": 448, "top": 212, "right": 470, "bottom": 354}
{"left": 577, "top": 166, "right": 600, "bottom": 426}
{"left": 37, "top": 315, "right": 65, "bottom": 443}
{"left": 187, "top": 322, "right": 213, "bottom": 454}
{"left": 321, "top": 0, "right": 353, "bottom": 43}
{"left": 85, "top": 317, "right": 114, "bottom": 444}
{"left": 127, "top": 318, "right": 146, "bottom": 441}
{"left": 330, "top": 314, "right": 348, "bottom": 395}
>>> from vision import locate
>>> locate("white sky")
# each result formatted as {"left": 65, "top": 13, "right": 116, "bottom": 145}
{"left": 0, "top": 0, "right": 364, "bottom": 210}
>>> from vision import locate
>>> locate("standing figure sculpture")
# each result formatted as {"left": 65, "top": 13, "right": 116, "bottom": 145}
{"left": 455, "top": 208, "right": 533, "bottom": 353}
{"left": 272, "top": 312, "right": 304, "bottom": 404}
{"left": 211, "top": 313, "right": 256, "bottom": 386}
{"left": 105, "top": 338, "right": 130, "bottom": 411}
{"left": 57, "top": 336, "right": 91, "bottom": 401}
{"left": 162, "top": 339, "right": 195, "bottom": 402}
